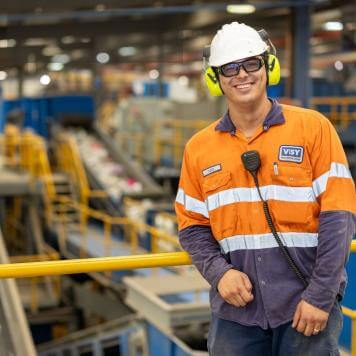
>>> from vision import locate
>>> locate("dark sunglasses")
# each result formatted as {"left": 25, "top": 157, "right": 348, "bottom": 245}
{"left": 218, "top": 57, "right": 264, "bottom": 77}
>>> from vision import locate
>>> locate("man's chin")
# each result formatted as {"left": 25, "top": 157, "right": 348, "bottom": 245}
{"left": 229, "top": 93, "right": 257, "bottom": 105}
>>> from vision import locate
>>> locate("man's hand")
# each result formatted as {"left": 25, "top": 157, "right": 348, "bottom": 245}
{"left": 292, "top": 300, "right": 330, "bottom": 336}
{"left": 217, "top": 269, "right": 254, "bottom": 307}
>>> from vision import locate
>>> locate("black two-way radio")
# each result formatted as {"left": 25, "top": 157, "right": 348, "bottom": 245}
{"left": 241, "top": 150, "right": 308, "bottom": 288}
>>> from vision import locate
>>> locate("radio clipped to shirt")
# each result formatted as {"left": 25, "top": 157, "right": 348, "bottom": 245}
{"left": 241, "top": 150, "right": 308, "bottom": 288}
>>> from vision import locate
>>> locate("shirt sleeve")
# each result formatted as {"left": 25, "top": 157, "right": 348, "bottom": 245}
{"left": 175, "top": 147, "right": 233, "bottom": 289}
{"left": 302, "top": 114, "right": 356, "bottom": 311}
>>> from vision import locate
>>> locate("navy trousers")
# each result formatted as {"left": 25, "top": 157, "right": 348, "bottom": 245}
{"left": 207, "top": 301, "right": 343, "bottom": 356}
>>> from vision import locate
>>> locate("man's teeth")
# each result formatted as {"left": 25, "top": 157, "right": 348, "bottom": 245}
{"left": 236, "top": 83, "right": 251, "bottom": 89}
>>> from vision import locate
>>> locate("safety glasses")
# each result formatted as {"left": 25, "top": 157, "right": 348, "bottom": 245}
{"left": 218, "top": 57, "right": 264, "bottom": 77}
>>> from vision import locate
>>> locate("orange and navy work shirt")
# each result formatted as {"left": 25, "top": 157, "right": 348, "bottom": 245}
{"left": 175, "top": 99, "right": 355, "bottom": 329}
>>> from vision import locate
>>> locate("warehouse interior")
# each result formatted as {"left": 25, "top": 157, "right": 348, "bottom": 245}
{"left": 0, "top": 1, "right": 355, "bottom": 355}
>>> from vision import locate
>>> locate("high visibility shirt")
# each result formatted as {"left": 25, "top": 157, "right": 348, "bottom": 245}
{"left": 175, "top": 99, "right": 355, "bottom": 329}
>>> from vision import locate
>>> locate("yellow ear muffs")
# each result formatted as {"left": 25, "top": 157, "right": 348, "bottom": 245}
{"left": 267, "top": 54, "right": 280, "bottom": 86}
{"left": 204, "top": 67, "right": 223, "bottom": 96}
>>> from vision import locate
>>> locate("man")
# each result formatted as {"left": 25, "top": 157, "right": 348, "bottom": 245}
{"left": 175, "top": 22, "right": 355, "bottom": 355}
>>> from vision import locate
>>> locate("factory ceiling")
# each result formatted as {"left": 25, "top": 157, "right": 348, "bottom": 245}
{"left": 0, "top": 0, "right": 354, "bottom": 74}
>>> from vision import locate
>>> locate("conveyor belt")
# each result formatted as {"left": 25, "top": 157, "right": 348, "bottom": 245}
{"left": 94, "top": 124, "right": 166, "bottom": 199}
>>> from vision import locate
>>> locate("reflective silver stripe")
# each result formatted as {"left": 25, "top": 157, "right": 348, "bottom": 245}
{"left": 176, "top": 188, "right": 209, "bottom": 218}
{"left": 219, "top": 232, "right": 318, "bottom": 253}
{"left": 206, "top": 185, "right": 315, "bottom": 212}
{"left": 312, "top": 162, "right": 352, "bottom": 197}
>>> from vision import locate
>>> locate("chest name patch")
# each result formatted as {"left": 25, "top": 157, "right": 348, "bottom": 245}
{"left": 202, "top": 164, "right": 222, "bottom": 177}
{"left": 279, "top": 145, "right": 304, "bottom": 163}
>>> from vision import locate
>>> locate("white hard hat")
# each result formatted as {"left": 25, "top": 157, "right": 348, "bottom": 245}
{"left": 209, "top": 22, "right": 269, "bottom": 67}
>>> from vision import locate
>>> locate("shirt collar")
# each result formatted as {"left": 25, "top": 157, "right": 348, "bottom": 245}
{"left": 215, "top": 98, "right": 285, "bottom": 134}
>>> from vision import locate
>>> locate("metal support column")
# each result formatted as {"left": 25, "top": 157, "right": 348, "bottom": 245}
{"left": 291, "top": 1, "right": 312, "bottom": 107}
{"left": 18, "top": 66, "right": 24, "bottom": 98}
{"left": 157, "top": 33, "right": 165, "bottom": 97}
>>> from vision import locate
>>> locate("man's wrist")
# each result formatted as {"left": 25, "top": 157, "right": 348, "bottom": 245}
{"left": 213, "top": 265, "right": 234, "bottom": 291}
{"left": 301, "top": 287, "right": 336, "bottom": 313}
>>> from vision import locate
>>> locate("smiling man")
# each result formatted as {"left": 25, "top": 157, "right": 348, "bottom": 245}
{"left": 175, "top": 22, "right": 355, "bottom": 355}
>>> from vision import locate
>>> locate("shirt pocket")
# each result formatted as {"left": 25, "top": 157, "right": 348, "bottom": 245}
{"left": 269, "top": 164, "right": 313, "bottom": 226}
{"left": 202, "top": 171, "right": 237, "bottom": 238}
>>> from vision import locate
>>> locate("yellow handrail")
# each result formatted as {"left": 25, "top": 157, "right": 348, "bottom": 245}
{"left": 343, "top": 306, "right": 356, "bottom": 356}
{"left": 0, "top": 240, "right": 354, "bottom": 279}
{"left": 0, "top": 252, "right": 192, "bottom": 278}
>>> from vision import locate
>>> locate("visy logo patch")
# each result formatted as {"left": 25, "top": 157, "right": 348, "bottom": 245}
{"left": 279, "top": 145, "right": 304, "bottom": 163}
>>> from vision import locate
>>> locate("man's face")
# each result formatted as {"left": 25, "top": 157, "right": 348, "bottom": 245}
{"left": 218, "top": 56, "right": 267, "bottom": 105}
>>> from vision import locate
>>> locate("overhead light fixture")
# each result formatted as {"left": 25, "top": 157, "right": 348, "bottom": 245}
{"left": 0, "top": 39, "right": 16, "bottom": 48}
{"left": 61, "top": 36, "right": 76, "bottom": 44}
{"left": 334, "top": 60, "right": 343, "bottom": 71}
{"left": 178, "top": 76, "right": 189, "bottom": 86}
{"left": 42, "top": 46, "right": 61, "bottom": 56}
{"left": 118, "top": 47, "right": 137, "bottom": 57}
{"left": 323, "top": 21, "right": 343, "bottom": 31}
{"left": 96, "top": 52, "right": 110, "bottom": 64}
{"left": 40, "top": 74, "right": 51, "bottom": 86}
{"left": 52, "top": 54, "right": 70, "bottom": 64}
{"left": 0, "top": 71, "right": 8, "bottom": 81}
{"left": 24, "top": 38, "right": 49, "bottom": 47}
{"left": 48, "top": 63, "right": 64, "bottom": 71}
{"left": 149, "top": 69, "right": 159, "bottom": 80}
{"left": 71, "top": 49, "right": 84, "bottom": 60}
{"left": 95, "top": 4, "right": 106, "bottom": 11}
{"left": 226, "top": 4, "right": 256, "bottom": 14}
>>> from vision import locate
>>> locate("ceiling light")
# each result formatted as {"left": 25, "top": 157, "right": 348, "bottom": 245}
{"left": 149, "top": 69, "right": 159, "bottom": 80}
{"left": 226, "top": 5, "right": 256, "bottom": 14}
{"left": 0, "top": 71, "right": 7, "bottom": 81}
{"left": 192, "top": 61, "right": 203, "bottom": 71}
{"left": 24, "top": 38, "right": 49, "bottom": 47}
{"left": 71, "top": 49, "right": 84, "bottom": 60}
{"left": 61, "top": 36, "right": 76, "bottom": 44}
{"left": 40, "top": 74, "right": 51, "bottom": 85}
{"left": 96, "top": 52, "right": 110, "bottom": 64}
{"left": 323, "top": 21, "right": 343, "bottom": 31}
{"left": 0, "top": 39, "right": 16, "bottom": 48}
{"left": 52, "top": 54, "right": 70, "bottom": 64}
{"left": 118, "top": 46, "right": 137, "bottom": 56}
{"left": 334, "top": 60, "right": 343, "bottom": 71}
{"left": 48, "top": 63, "right": 64, "bottom": 71}
{"left": 42, "top": 46, "right": 61, "bottom": 56}
{"left": 178, "top": 76, "right": 189, "bottom": 86}
{"left": 95, "top": 4, "right": 106, "bottom": 11}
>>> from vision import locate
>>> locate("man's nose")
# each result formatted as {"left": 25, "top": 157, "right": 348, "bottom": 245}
{"left": 236, "top": 66, "right": 249, "bottom": 78}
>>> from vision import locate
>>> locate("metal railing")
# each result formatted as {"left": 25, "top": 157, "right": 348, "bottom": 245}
{"left": 343, "top": 306, "right": 356, "bottom": 356}
{"left": 154, "top": 118, "right": 212, "bottom": 167}
{"left": 0, "top": 240, "right": 353, "bottom": 278}
{"left": 310, "top": 97, "right": 356, "bottom": 129}
{"left": 10, "top": 246, "right": 61, "bottom": 313}
{"left": 0, "top": 241, "right": 354, "bottom": 354}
